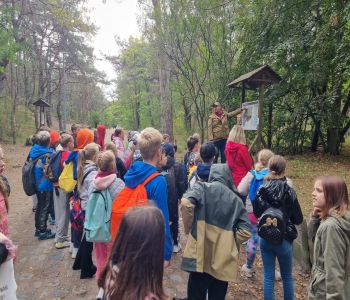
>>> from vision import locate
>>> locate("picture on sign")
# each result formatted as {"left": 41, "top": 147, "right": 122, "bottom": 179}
{"left": 242, "top": 100, "right": 259, "bottom": 130}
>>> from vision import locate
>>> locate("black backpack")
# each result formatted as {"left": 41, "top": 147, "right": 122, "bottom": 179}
{"left": 22, "top": 154, "right": 48, "bottom": 196}
{"left": 45, "top": 151, "right": 63, "bottom": 183}
{"left": 257, "top": 207, "right": 286, "bottom": 244}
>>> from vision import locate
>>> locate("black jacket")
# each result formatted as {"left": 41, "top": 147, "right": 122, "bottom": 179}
{"left": 253, "top": 178, "right": 303, "bottom": 243}
{"left": 115, "top": 157, "right": 126, "bottom": 181}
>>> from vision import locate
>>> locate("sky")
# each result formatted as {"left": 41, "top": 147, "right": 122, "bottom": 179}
{"left": 85, "top": 0, "right": 141, "bottom": 98}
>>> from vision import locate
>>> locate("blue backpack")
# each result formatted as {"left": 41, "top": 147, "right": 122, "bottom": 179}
{"left": 46, "top": 151, "right": 63, "bottom": 183}
{"left": 84, "top": 189, "right": 112, "bottom": 243}
{"left": 248, "top": 169, "right": 269, "bottom": 203}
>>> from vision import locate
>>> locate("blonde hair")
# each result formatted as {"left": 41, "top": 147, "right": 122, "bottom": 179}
{"left": 104, "top": 142, "right": 118, "bottom": 156}
{"left": 255, "top": 149, "right": 274, "bottom": 171}
{"left": 0, "top": 146, "right": 9, "bottom": 213}
{"left": 227, "top": 125, "right": 246, "bottom": 145}
{"left": 77, "top": 143, "right": 99, "bottom": 190}
{"left": 138, "top": 127, "right": 162, "bottom": 161}
{"left": 265, "top": 155, "right": 286, "bottom": 180}
{"left": 59, "top": 133, "right": 73, "bottom": 148}
{"left": 98, "top": 150, "right": 116, "bottom": 172}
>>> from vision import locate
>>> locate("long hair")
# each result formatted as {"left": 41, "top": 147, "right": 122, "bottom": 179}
{"left": 317, "top": 176, "right": 349, "bottom": 219}
{"left": 77, "top": 143, "right": 99, "bottom": 190}
{"left": 265, "top": 155, "right": 286, "bottom": 181}
{"left": 255, "top": 149, "right": 274, "bottom": 171}
{"left": 99, "top": 206, "right": 167, "bottom": 300}
{"left": 227, "top": 125, "right": 246, "bottom": 145}
{"left": 0, "top": 147, "right": 8, "bottom": 213}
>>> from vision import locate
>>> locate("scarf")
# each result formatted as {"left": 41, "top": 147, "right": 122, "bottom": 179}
{"left": 95, "top": 170, "right": 116, "bottom": 179}
{"left": 215, "top": 108, "right": 224, "bottom": 118}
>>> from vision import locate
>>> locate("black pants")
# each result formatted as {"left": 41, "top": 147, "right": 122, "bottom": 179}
{"left": 35, "top": 192, "right": 52, "bottom": 232}
{"left": 187, "top": 272, "right": 228, "bottom": 300}
{"left": 73, "top": 233, "right": 94, "bottom": 274}
{"left": 169, "top": 201, "right": 179, "bottom": 245}
{"left": 213, "top": 139, "right": 227, "bottom": 163}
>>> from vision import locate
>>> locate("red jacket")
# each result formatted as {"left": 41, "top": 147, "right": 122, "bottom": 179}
{"left": 225, "top": 141, "right": 253, "bottom": 187}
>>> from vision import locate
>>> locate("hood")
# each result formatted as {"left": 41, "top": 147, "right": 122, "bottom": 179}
{"left": 97, "top": 125, "right": 106, "bottom": 148}
{"left": 65, "top": 150, "right": 78, "bottom": 164}
{"left": 76, "top": 128, "right": 94, "bottom": 150}
{"left": 208, "top": 164, "right": 235, "bottom": 191}
{"left": 252, "top": 169, "right": 269, "bottom": 181}
{"left": 50, "top": 130, "right": 60, "bottom": 146}
{"left": 93, "top": 174, "right": 117, "bottom": 190}
{"left": 225, "top": 141, "right": 248, "bottom": 156}
{"left": 259, "top": 178, "right": 290, "bottom": 207}
{"left": 331, "top": 210, "right": 350, "bottom": 235}
{"left": 162, "top": 156, "right": 175, "bottom": 171}
{"left": 124, "top": 161, "right": 158, "bottom": 188}
{"left": 29, "top": 144, "right": 53, "bottom": 159}
{"left": 196, "top": 163, "right": 212, "bottom": 181}
{"left": 83, "top": 162, "right": 98, "bottom": 174}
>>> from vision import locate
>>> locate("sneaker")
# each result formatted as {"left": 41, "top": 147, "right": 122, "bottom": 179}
{"left": 55, "top": 241, "right": 70, "bottom": 249}
{"left": 241, "top": 264, "right": 253, "bottom": 278}
{"left": 72, "top": 247, "right": 78, "bottom": 259}
{"left": 275, "top": 270, "right": 281, "bottom": 281}
{"left": 38, "top": 230, "right": 56, "bottom": 240}
{"left": 173, "top": 244, "right": 181, "bottom": 253}
{"left": 69, "top": 242, "right": 73, "bottom": 254}
{"left": 34, "top": 229, "right": 40, "bottom": 237}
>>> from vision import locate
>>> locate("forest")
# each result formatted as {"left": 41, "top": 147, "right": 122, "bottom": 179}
{"left": 0, "top": 0, "right": 350, "bottom": 155}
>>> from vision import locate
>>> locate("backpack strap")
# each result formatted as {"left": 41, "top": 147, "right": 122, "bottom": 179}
{"left": 141, "top": 172, "right": 160, "bottom": 187}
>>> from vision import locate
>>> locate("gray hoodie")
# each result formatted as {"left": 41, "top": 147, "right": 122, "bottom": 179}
{"left": 80, "top": 163, "right": 98, "bottom": 211}
{"left": 308, "top": 211, "right": 350, "bottom": 300}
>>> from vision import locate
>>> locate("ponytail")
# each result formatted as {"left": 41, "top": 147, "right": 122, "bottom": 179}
{"left": 77, "top": 143, "right": 99, "bottom": 191}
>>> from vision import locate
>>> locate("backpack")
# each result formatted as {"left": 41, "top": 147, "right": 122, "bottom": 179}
{"left": 22, "top": 154, "right": 49, "bottom": 196}
{"left": 248, "top": 169, "right": 269, "bottom": 203}
{"left": 110, "top": 172, "right": 160, "bottom": 240}
{"left": 84, "top": 189, "right": 112, "bottom": 242}
{"left": 257, "top": 207, "right": 286, "bottom": 244}
{"left": 58, "top": 162, "right": 76, "bottom": 193}
{"left": 45, "top": 151, "right": 63, "bottom": 183}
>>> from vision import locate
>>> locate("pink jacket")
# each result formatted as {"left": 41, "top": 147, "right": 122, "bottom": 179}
{"left": 0, "top": 192, "right": 9, "bottom": 237}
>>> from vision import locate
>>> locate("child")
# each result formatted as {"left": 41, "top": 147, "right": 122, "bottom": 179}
{"left": 112, "top": 128, "right": 125, "bottom": 160}
{"left": 115, "top": 127, "right": 172, "bottom": 265}
{"left": 28, "top": 131, "right": 55, "bottom": 240}
{"left": 238, "top": 149, "right": 274, "bottom": 277}
{"left": 0, "top": 146, "right": 10, "bottom": 237}
{"left": 308, "top": 176, "right": 350, "bottom": 299}
{"left": 53, "top": 134, "right": 74, "bottom": 249}
{"left": 253, "top": 155, "right": 303, "bottom": 300}
{"left": 181, "top": 164, "right": 251, "bottom": 299}
{"left": 184, "top": 134, "right": 200, "bottom": 176}
{"left": 188, "top": 142, "right": 216, "bottom": 189}
{"left": 90, "top": 150, "right": 125, "bottom": 280}
{"left": 225, "top": 125, "right": 253, "bottom": 188}
{"left": 104, "top": 142, "right": 127, "bottom": 181}
{"left": 72, "top": 142, "right": 99, "bottom": 279}
{"left": 98, "top": 206, "right": 168, "bottom": 300}
{"left": 160, "top": 143, "right": 186, "bottom": 253}
{"left": 96, "top": 124, "right": 106, "bottom": 149}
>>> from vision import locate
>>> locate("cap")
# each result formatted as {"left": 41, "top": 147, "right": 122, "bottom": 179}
{"left": 212, "top": 101, "right": 221, "bottom": 107}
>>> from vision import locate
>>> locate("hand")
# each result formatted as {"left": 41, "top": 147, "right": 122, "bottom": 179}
{"left": 164, "top": 260, "right": 170, "bottom": 268}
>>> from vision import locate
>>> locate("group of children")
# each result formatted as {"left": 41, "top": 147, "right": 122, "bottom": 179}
{"left": 0, "top": 121, "right": 348, "bottom": 300}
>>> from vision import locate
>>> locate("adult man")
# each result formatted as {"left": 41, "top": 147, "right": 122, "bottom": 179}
{"left": 207, "top": 102, "right": 242, "bottom": 163}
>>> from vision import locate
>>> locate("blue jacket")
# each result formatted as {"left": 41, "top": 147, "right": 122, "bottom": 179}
{"left": 124, "top": 161, "right": 172, "bottom": 261}
{"left": 28, "top": 144, "right": 53, "bottom": 192}
{"left": 65, "top": 151, "right": 79, "bottom": 180}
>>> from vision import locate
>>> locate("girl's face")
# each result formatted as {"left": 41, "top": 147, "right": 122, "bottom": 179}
{"left": 0, "top": 149, "right": 4, "bottom": 174}
{"left": 312, "top": 180, "right": 326, "bottom": 210}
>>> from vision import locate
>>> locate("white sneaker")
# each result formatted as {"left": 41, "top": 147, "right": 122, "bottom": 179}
{"left": 72, "top": 247, "right": 78, "bottom": 259}
{"left": 275, "top": 270, "right": 281, "bottom": 281}
{"left": 241, "top": 264, "right": 253, "bottom": 278}
{"left": 173, "top": 244, "right": 181, "bottom": 253}
{"left": 55, "top": 241, "right": 70, "bottom": 249}
{"left": 69, "top": 242, "right": 73, "bottom": 254}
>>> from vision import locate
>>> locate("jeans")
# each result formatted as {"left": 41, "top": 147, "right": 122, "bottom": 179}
{"left": 213, "top": 139, "right": 227, "bottom": 163}
{"left": 35, "top": 192, "right": 52, "bottom": 232}
{"left": 187, "top": 272, "right": 228, "bottom": 300}
{"left": 260, "top": 238, "right": 294, "bottom": 300}
{"left": 53, "top": 187, "right": 69, "bottom": 243}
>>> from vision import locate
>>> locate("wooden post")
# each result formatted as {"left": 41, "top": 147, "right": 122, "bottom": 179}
{"left": 268, "top": 102, "right": 273, "bottom": 148}
{"left": 241, "top": 81, "right": 246, "bottom": 107}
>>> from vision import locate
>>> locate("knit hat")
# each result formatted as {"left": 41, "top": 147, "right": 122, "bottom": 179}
{"left": 162, "top": 143, "right": 175, "bottom": 158}
{"left": 76, "top": 128, "right": 94, "bottom": 150}
{"left": 50, "top": 130, "right": 60, "bottom": 146}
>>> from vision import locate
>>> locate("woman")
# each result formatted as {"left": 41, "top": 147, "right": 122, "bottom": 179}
{"left": 98, "top": 206, "right": 168, "bottom": 300}
{"left": 225, "top": 125, "right": 253, "bottom": 188}
{"left": 308, "top": 176, "right": 350, "bottom": 300}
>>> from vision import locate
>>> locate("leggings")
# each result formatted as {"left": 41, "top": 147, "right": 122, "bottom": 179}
{"left": 246, "top": 224, "right": 259, "bottom": 269}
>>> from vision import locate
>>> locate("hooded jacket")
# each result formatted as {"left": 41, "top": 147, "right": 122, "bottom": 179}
{"left": 181, "top": 164, "right": 251, "bottom": 282}
{"left": 124, "top": 161, "right": 172, "bottom": 261}
{"left": 97, "top": 125, "right": 106, "bottom": 149}
{"left": 253, "top": 178, "right": 303, "bottom": 243}
{"left": 88, "top": 173, "right": 125, "bottom": 201}
{"left": 28, "top": 144, "right": 53, "bottom": 192}
{"left": 225, "top": 141, "right": 253, "bottom": 187}
{"left": 207, "top": 108, "right": 241, "bottom": 141}
{"left": 308, "top": 211, "right": 350, "bottom": 300}
{"left": 79, "top": 163, "right": 98, "bottom": 211}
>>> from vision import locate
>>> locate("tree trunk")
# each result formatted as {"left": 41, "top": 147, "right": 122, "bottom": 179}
{"left": 267, "top": 102, "right": 273, "bottom": 149}
{"left": 311, "top": 120, "right": 321, "bottom": 152}
{"left": 327, "top": 128, "right": 340, "bottom": 155}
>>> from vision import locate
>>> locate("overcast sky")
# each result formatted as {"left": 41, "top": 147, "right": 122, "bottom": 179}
{"left": 86, "top": 0, "right": 141, "bottom": 97}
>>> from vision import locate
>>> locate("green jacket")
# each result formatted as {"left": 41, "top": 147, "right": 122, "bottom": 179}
{"left": 308, "top": 211, "right": 350, "bottom": 300}
{"left": 180, "top": 164, "right": 251, "bottom": 282}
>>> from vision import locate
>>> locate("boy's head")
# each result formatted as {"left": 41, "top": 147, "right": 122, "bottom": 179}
{"left": 200, "top": 142, "right": 217, "bottom": 163}
{"left": 162, "top": 143, "right": 175, "bottom": 158}
{"left": 59, "top": 133, "right": 74, "bottom": 150}
{"left": 71, "top": 124, "right": 81, "bottom": 137}
{"left": 138, "top": 127, "right": 163, "bottom": 161}
{"left": 97, "top": 150, "right": 116, "bottom": 172}
{"left": 36, "top": 131, "right": 51, "bottom": 147}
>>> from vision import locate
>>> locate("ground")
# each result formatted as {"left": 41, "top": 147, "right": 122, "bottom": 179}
{"left": 3, "top": 142, "right": 349, "bottom": 299}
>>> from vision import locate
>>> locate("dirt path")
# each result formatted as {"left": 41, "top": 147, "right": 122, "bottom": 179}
{"left": 3, "top": 143, "right": 308, "bottom": 300}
